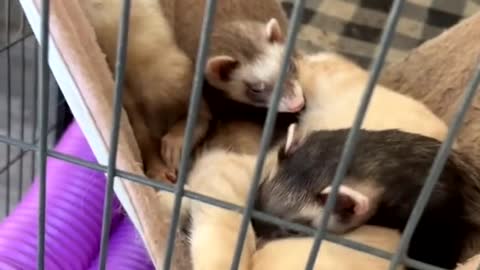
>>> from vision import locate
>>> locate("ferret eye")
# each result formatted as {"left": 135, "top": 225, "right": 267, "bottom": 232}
{"left": 246, "top": 82, "right": 265, "bottom": 93}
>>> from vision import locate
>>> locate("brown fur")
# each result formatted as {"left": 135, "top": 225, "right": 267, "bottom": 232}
{"left": 79, "top": 0, "right": 212, "bottom": 181}
{"left": 159, "top": 0, "right": 305, "bottom": 112}
{"left": 154, "top": 0, "right": 305, "bottom": 173}
{"left": 160, "top": 0, "right": 289, "bottom": 61}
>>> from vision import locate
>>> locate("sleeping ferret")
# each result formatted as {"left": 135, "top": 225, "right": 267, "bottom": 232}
{"left": 296, "top": 51, "right": 457, "bottom": 147}
{"left": 257, "top": 125, "right": 480, "bottom": 269}
{"left": 184, "top": 127, "right": 423, "bottom": 270}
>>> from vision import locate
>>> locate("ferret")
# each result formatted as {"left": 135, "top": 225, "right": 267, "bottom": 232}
{"left": 173, "top": 126, "right": 401, "bottom": 270}
{"left": 296, "top": 51, "right": 454, "bottom": 145}
{"left": 155, "top": 0, "right": 306, "bottom": 171}
{"left": 81, "top": 0, "right": 306, "bottom": 180}
{"left": 161, "top": 0, "right": 304, "bottom": 113}
{"left": 79, "top": 0, "right": 202, "bottom": 182}
{"left": 257, "top": 125, "right": 480, "bottom": 269}
{"left": 159, "top": 0, "right": 307, "bottom": 174}
{"left": 167, "top": 49, "right": 462, "bottom": 268}
{"left": 253, "top": 225, "right": 404, "bottom": 270}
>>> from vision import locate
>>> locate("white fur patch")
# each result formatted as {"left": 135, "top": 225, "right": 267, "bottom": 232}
{"left": 237, "top": 43, "right": 284, "bottom": 84}
{"left": 285, "top": 123, "right": 297, "bottom": 153}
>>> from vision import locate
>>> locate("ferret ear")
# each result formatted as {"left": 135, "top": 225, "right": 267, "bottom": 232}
{"left": 278, "top": 123, "right": 303, "bottom": 161}
{"left": 266, "top": 18, "right": 284, "bottom": 43}
{"left": 319, "top": 185, "right": 370, "bottom": 216}
{"left": 206, "top": 55, "right": 239, "bottom": 82}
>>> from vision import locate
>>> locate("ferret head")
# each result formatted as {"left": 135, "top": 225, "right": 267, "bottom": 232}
{"left": 258, "top": 124, "right": 383, "bottom": 234}
{"left": 205, "top": 18, "right": 305, "bottom": 113}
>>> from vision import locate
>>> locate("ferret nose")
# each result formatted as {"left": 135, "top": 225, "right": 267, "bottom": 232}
{"left": 277, "top": 95, "right": 305, "bottom": 113}
{"left": 289, "top": 96, "right": 305, "bottom": 112}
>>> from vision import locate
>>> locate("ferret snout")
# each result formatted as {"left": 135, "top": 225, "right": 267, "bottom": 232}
{"left": 277, "top": 80, "right": 305, "bottom": 112}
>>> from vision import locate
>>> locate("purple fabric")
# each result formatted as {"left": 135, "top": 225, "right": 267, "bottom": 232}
{"left": 0, "top": 121, "right": 153, "bottom": 270}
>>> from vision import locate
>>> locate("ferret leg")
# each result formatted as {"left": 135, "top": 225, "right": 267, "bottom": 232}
{"left": 188, "top": 153, "right": 256, "bottom": 270}
{"left": 190, "top": 203, "right": 255, "bottom": 270}
{"left": 321, "top": 185, "right": 370, "bottom": 215}
{"left": 161, "top": 100, "right": 212, "bottom": 174}
{"left": 131, "top": 117, "right": 176, "bottom": 183}
{"left": 124, "top": 96, "right": 177, "bottom": 183}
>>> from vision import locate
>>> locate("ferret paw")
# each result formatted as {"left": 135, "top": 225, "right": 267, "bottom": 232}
{"left": 146, "top": 162, "right": 178, "bottom": 184}
{"left": 161, "top": 132, "right": 184, "bottom": 170}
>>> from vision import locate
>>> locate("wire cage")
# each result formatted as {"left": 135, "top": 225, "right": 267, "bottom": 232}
{"left": 0, "top": 0, "right": 72, "bottom": 220}
{"left": 1, "top": 0, "right": 480, "bottom": 270}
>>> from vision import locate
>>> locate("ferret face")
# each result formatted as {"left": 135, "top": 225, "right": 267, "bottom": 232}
{"left": 258, "top": 126, "right": 463, "bottom": 236}
{"left": 257, "top": 127, "right": 377, "bottom": 234}
{"left": 205, "top": 18, "right": 305, "bottom": 113}
{"left": 258, "top": 126, "right": 432, "bottom": 235}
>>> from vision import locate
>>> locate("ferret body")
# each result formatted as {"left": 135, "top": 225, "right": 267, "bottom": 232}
{"left": 254, "top": 225, "right": 404, "bottom": 270}
{"left": 183, "top": 148, "right": 404, "bottom": 270}
{"left": 258, "top": 127, "right": 480, "bottom": 269}
{"left": 297, "top": 52, "right": 451, "bottom": 143}
{"left": 79, "top": 0, "right": 202, "bottom": 181}
{"left": 162, "top": 0, "right": 303, "bottom": 111}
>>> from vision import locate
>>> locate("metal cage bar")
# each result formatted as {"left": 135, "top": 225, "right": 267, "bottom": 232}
{"left": 37, "top": 0, "right": 51, "bottom": 268}
{"left": 304, "top": 0, "right": 406, "bottom": 269}
{"left": 5, "top": 0, "right": 12, "bottom": 216}
{"left": 388, "top": 62, "right": 480, "bottom": 270}
{"left": 31, "top": 41, "right": 39, "bottom": 183}
{"left": 162, "top": 1, "right": 218, "bottom": 269}
{"left": 97, "top": 0, "right": 132, "bottom": 269}
{"left": 17, "top": 14, "right": 27, "bottom": 203}
{"left": 229, "top": 0, "right": 306, "bottom": 269}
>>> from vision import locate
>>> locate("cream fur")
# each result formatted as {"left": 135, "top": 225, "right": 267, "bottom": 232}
{"left": 79, "top": 0, "right": 211, "bottom": 180}
{"left": 254, "top": 225, "right": 404, "bottom": 270}
{"left": 297, "top": 52, "right": 453, "bottom": 146}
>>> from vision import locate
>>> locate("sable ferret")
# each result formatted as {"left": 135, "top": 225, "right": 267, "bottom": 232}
{"left": 182, "top": 128, "right": 404, "bottom": 270}
{"left": 155, "top": 0, "right": 306, "bottom": 170}
{"left": 161, "top": 0, "right": 304, "bottom": 113}
{"left": 257, "top": 127, "right": 480, "bottom": 269}
{"left": 79, "top": 0, "right": 199, "bottom": 182}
